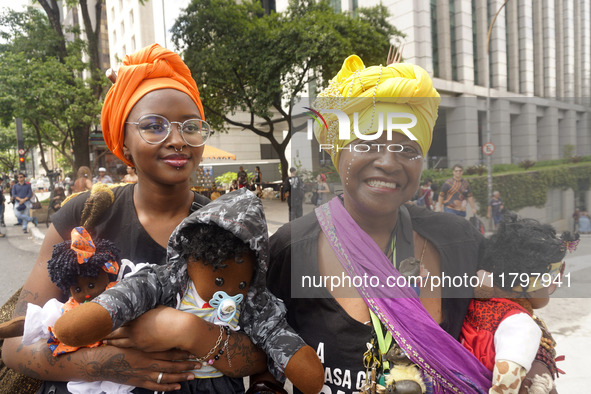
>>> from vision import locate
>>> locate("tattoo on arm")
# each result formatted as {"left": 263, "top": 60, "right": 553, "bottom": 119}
{"left": 225, "top": 332, "right": 259, "bottom": 378}
{"left": 14, "top": 289, "right": 37, "bottom": 317}
{"left": 73, "top": 348, "right": 161, "bottom": 384}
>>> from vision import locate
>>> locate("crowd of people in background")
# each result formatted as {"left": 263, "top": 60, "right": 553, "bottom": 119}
{"left": 0, "top": 164, "right": 140, "bottom": 236}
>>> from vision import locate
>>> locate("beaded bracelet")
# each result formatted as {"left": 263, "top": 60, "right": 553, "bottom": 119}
{"left": 196, "top": 325, "right": 224, "bottom": 366}
{"left": 208, "top": 326, "right": 231, "bottom": 366}
{"left": 223, "top": 327, "right": 231, "bottom": 368}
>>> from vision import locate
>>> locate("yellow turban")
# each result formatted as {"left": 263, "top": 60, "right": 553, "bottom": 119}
{"left": 313, "top": 55, "right": 440, "bottom": 169}
{"left": 101, "top": 43, "right": 204, "bottom": 166}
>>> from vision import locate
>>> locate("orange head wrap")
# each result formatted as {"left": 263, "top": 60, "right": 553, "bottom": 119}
{"left": 101, "top": 43, "right": 204, "bottom": 166}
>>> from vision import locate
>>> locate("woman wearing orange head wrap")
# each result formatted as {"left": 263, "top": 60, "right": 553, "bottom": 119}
{"left": 3, "top": 44, "right": 267, "bottom": 393}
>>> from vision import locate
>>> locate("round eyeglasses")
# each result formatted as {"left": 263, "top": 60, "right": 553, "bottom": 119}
{"left": 125, "top": 114, "right": 211, "bottom": 147}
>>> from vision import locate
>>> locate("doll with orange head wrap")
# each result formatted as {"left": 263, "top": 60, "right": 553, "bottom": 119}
{"left": 2, "top": 44, "right": 271, "bottom": 392}
{"left": 0, "top": 226, "right": 129, "bottom": 394}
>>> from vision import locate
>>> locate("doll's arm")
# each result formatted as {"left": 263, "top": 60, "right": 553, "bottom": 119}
{"left": 0, "top": 316, "right": 25, "bottom": 339}
{"left": 491, "top": 313, "right": 542, "bottom": 393}
{"left": 490, "top": 360, "right": 526, "bottom": 394}
{"left": 1, "top": 226, "right": 196, "bottom": 391}
{"left": 54, "top": 264, "right": 180, "bottom": 347}
{"left": 245, "top": 291, "right": 324, "bottom": 394}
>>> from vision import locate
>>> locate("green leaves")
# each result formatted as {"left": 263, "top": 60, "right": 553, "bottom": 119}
{"left": 0, "top": 7, "right": 102, "bottom": 173}
{"left": 172, "top": 0, "right": 401, "bottom": 178}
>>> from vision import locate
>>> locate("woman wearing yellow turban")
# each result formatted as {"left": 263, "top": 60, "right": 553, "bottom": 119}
{"left": 3, "top": 44, "right": 268, "bottom": 392}
{"left": 268, "top": 55, "right": 492, "bottom": 393}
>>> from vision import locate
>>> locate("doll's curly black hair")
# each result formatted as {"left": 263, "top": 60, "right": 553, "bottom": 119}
{"left": 47, "top": 238, "right": 120, "bottom": 293}
{"left": 480, "top": 212, "right": 579, "bottom": 291}
{"left": 180, "top": 223, "right": 251, "bottom": 271}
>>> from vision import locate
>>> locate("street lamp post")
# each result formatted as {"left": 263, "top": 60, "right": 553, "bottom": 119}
{"left": 485, "top": 0, "right": 510, "bottom": 204}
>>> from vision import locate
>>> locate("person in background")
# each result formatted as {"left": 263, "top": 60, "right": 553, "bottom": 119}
{"left": 415, "top": 178, "right": 433, "bottom": 210}
{"left": 72, "top": 166, "right": 93, "bottom": 193}
{"left": 93, "top": 167, "right": 114, "bottom": 185}
{"left": 229, "top": 179, "right": 239, "bottom": 192}
{"left": 62, "top": 177, "right": 72, "bottom": 196}
{"left": 236, "top": 166, "right": 248, "bottom": 189}
{"left": 50, "top": 186, "right": 66, "bottom": 213}
{"left": 253, "top": 166, "right": 263, "bottom": 195}
{"left": 487, "top": 191, "right": 504, "bottom": 231}
{"left": 578, "top": 210, "right": 591, "bottom": 234}
{"left": 11, "top": 173, "right": 35, "bottom": 233}
{"left": 8, "top": 179, "right": 22, "bottom": 226}
{"left": 572, "top": 208, "right": 580, "bottom": 232}
{"left": 121, "top": 166, "right": 138, "bottom": 184}
{"left": 0, "top": 180, "right": 5, "bottom": 237}
{"left": 283, "top": 167, "right": 304, "bottom": 220}
{"left": 314, "top": 173, "right": 330, "bottom": 207}
{"left": 437, "top": 164, "right": 477, "bottom": 217}
{"left": 0, "top": 177, "right": 5, "bottom": 228}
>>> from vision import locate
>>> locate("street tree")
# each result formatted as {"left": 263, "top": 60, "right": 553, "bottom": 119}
{"left": 172, "top": 0, "right": 402, "bottom": 180}
{"left": 0, "top": 8, "right": 102, "bottom": 178}
{"left": 36, "top": 0, "right": 110, "bottom": 171}
{"left": 0, "top": 125, "right": 22, "bottom": 174}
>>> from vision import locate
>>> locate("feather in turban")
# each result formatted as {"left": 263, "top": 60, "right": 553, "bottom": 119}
{"left": 101, "top": 43, "right": 204, "bottom": 166}
{"left": 313, "top": 55, "right": 440, "bottom": 169}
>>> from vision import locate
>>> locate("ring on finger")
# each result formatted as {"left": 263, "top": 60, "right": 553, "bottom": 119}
{"left": 157, "top": 372, "right": 164, "bottom": 384}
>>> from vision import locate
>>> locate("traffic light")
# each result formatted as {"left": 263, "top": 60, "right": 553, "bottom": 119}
{"left": 18, "top": 151, "right": 26, "bottom": 171}
{"left": 16, "top": 118, "right": 26, "bottom": 171}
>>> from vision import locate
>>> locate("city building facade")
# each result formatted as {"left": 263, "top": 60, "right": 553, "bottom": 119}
{"left": 380, "top": 0, "right": 591, "bottom": 168}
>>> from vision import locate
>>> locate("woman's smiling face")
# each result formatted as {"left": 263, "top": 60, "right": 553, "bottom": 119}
{"left": 123, "top": 89, "right": 204, "bottom": 186}
{"left": 338, "top": 132, "right": 423, "bottom": 218}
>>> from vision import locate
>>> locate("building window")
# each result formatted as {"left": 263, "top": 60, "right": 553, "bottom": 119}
{"left": 131, "top": 35, "right": 136, "bottom": 52}
{"left": 430, "top": 0, "right": 439, "bottom": 78}
{"left": 130, "top": 9, "right": 134, "bottom": 25}
{"left": 260, "top": 144, "right": 280, "bottom": 160}
{"left": 472, "top": 0, "right": 479, "bottom": 84}
{"left": 450, "top": 0, "right": 457, "bottom": 81}
{"left": 120, "top": 21, "right": 125, "bottom": 36}
{"left": 487, "top": 0, "right": 492, "bottom": 89}
{"left": 329, "top": 0, "right": 341, "bottom": 13}
{"left": 259, "top": 0, "right": 276, "bottom": 13}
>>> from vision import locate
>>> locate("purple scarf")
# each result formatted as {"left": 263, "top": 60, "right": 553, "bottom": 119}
{"left": 316, "top": 197, "right": 491, "bottom": 393}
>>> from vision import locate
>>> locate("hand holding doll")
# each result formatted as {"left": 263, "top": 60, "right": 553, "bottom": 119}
{"left": 53, "top": 189, "right": 324, "bottom": 393}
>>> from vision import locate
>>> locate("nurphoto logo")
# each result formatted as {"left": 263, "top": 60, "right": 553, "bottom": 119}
{"left": 304, "top": 107, "right": 418, "bottom": 153}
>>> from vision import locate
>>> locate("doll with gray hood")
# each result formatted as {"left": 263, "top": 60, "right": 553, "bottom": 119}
{"left": 53, "top": 188, "right": 323, "bottom": 393}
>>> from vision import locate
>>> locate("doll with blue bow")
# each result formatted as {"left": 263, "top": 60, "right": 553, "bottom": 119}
{"left": 52, "top": 189, "right": 323, "bottom": 393}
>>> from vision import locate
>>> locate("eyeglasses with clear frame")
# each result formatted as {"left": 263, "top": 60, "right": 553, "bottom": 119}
{"left": 125, "top": 114, "right": 211, "bottom": 147}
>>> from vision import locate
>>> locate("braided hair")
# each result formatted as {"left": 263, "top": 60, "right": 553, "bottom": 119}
{"left": 179, "top": 223, "right": 251, "bottom": 271}
{"left": 47, "top": 238, "right": 120, "bottom": 293}
{"left": 480, "top": 212, "right": 577, "bottom": 291}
